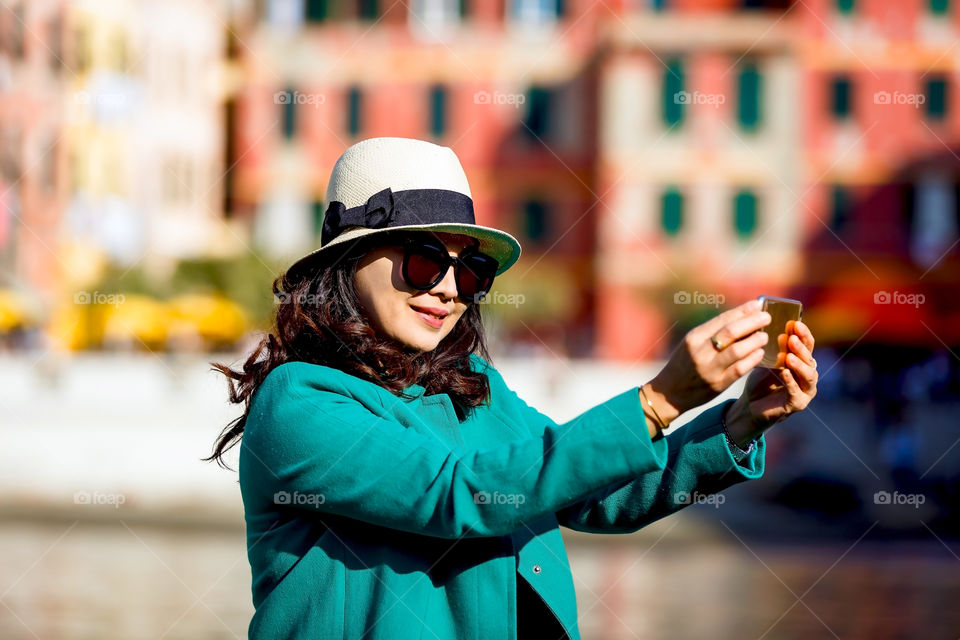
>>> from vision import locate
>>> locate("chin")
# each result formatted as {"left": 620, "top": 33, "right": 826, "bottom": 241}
{"left": 391, "top": 330, "right": 443, "bottom": 353}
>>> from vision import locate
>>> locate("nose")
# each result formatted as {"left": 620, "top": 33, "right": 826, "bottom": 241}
{"left": 430, "top": 261, "right": 459, "bottom": 300}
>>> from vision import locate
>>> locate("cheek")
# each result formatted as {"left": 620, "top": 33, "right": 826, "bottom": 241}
{"left": 355, "top": 257, "right": 405, "bottom": 319}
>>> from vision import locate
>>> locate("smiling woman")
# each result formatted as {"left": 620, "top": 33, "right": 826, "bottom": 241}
{"left": 204, "top": 136, "right": 817, "bottom": 640}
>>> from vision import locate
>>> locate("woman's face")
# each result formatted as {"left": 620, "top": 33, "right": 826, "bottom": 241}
{"left": 354, "top": 232, "right": 480, "bottom": 352}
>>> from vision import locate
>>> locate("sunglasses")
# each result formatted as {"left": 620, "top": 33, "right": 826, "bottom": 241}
{"left": 398, "top": 234, "right": 499, "bottom": 304}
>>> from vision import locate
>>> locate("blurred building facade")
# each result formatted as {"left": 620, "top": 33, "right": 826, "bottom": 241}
{"left": 1, "top": 0, "right": 959, "bottom": 360}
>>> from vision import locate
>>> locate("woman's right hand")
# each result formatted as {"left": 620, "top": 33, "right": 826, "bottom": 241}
{"left": 643, "top": 299, "right": 772, "bottom": 425}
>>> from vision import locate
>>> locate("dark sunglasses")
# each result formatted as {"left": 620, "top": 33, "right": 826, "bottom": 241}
{"left": 398, "top": 234, "right": 499, "bottom": 304}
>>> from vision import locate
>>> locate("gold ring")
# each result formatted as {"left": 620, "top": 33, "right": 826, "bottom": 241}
{"left": 710, "top": 335, "right": 725, "bottom": 351}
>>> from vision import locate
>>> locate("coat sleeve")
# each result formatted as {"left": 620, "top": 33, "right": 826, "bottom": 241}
{"left": 479, "top": 361, "right": 766, "bottom": 534}
{"left": 239, "top": 361, "right": 670, "bottom": 539}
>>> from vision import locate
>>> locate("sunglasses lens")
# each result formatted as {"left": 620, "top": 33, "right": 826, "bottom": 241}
{"left": 404, "top": 243, "right": 448, "bottom": 289}
{"left": 457, "top": 254, "right": 498, "bottom": 301}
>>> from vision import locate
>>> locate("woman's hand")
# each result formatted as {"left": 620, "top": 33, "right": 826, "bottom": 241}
{"left": 643, "top": 299, "right": 772, "bottom": 426}
{"left": 723, "top": 319, "right": 819, "bottom": 447}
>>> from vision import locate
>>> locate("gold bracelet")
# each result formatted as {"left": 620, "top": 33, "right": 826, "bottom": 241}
{"left": 639, "top": 383, "right": 667, "bottom": 435}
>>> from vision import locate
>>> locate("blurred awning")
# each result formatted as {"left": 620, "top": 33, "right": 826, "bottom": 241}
{"left": 802, "top": 262, "right": 937, "bottom": 347}
{"left": 167, "top": 293, "right": 249, "bottom": 346}
{"left": 0, "top": 288, "right": 42, "bottom": 332}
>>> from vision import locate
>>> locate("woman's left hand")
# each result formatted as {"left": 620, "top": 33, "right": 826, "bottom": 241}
{"left": 724, "top": 320, "right": 818, "bottom": 445}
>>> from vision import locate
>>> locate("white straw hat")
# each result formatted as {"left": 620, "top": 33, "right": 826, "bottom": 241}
{"left": 285, "top": 137, "right": 522, "bottom": 281}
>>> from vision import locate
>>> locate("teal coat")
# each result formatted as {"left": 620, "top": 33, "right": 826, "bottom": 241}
{"left": 239, "top": 354, "right": 766, "bottom": 639}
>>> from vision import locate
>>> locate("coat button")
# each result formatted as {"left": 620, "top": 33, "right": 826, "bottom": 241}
{"left": 532, "top": 564, "right": 541, "bottom": 574}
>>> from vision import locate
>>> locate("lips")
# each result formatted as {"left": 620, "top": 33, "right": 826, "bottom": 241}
{"left": 410, "top": 305, "right": 449, "bottom": 319}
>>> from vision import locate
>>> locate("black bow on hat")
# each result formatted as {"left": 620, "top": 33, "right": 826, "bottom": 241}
{"left": 320, "top": 186, "right": 476, "bottom": 246}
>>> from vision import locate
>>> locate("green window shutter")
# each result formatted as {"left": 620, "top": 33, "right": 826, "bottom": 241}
{"left": 523, "top": 86, "right": 550, "bottom": 139}
{"left": 929, "top": 0, "right": 949, "bottom": 15}
{"left": 429, "top": 84, "right": 447, "bottom": 138}
{"left": 830, "top": 185, "right": 852, "bottom": 234}
{"left": 305, "top": 0, "right": 327, "bottom": 21}
{"left": 347, "top": 85, "right": 362, "bottom": 136}
{"left": 523, "top": 200, "right": 547, "bottom": 244}
{"left": 661, "top": 188, "right": 683, "bottom": 236}
{"left": 358, "top": 0, "right": 378, "bottom": 19}
{"left": 282, "top": 86, "right": 296, "bottom": 139}
{"left": 662, "top": 57, "right": 685, "bottom": 128}
{"left": 733, "top": 190, "right": 758, "bottom": 238}
{"left": 737, "top": 61, "right": 762, "bottom": 131}
{"left": 925, "top": 76, "right": 948, "bottom": 120}
{"left": 837, "top": 0, "right": 855, "bottom": 14}
{"left": 831, "top": 76, "right": 852, "bottom": 119}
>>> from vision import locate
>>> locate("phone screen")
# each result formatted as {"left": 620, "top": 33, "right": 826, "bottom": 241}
{"left": 758, "top": 295, "right": 803, "bottom": 369}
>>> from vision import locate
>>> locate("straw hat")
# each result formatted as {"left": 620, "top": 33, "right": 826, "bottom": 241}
{"left": 285, "top": 136, "right": 522, "bottom": 281}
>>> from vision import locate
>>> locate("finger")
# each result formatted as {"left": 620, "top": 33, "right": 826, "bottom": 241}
{"left": 691, "top": 299, "right": 762, "bottom": 342}
{"left": 719, "top": 346, "right": 765, "bottom": 384}
{"left": 716, "top": 329, "right": 768, "bottom": 369}
{"left": 713, "top": 311, "right": 773, "bottom": 348}
{"left": 792, "top": 320, "right": 815, "bottom": 352}
{"left": 787, "top": 334, "right": 816, "bottom": 368}
{"left": 785, "top": 352, "right": 817, "bottom": 392}
{"left": 780, "top": 366, "right": 804, "bottom": 399}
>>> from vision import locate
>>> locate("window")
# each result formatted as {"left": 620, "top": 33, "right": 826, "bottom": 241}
{"left": 924, "top": 76, "right": 948, "bottom": 121}
{"left": 660, "top": 188, "right": 683, "bottom": 236}
{"left": 662, "top": 57, "right": 685, "bottom": 128}
{"left": 510, "top": 0, "right": 563, "bottom": 27}
{"left": 836, "top": 0, "right": 855, "bottom": 14}
{"left": 429, "top": 84, "right": 447, "bottom": 138}
{"left": 410, "top": 0, "right": 466, "bottom": 31}
{"left": 522, "top": 199, "right": 548, "bottom": 244}
{"left": 523, "top": 86, "right": 551, "bottom": 139}
{"left": 929, "top": 0, "right": 950, "bottom": 15}
{"left": 911, "top": 175, "right": 958, "bottom": 268}
{"left": 737, "top": 60, "right": 762, "bottom": 131}
{"left": 829, "top": 185, "right": 852, "bottom": 234}
{"left": 282, "top": 85, "right": 296, "bottom": 139}
{"left": 733, "top": 189, "right": 758, "bottom": 238}
{"left": 358, "top": 0, "right": 379, "bottom": 20}
{"left": 831, "top": 75, "right": 852, "bottom": 120}
{"left": 347, "top": 85, "right": 362, "bottom": 136}
{"left": 305, "top": 0, "right": 328, "bottom": 21}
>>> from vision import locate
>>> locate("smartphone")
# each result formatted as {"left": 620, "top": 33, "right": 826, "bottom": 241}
{"left": 757, "top": 295, "right": 803, "bottom": 369}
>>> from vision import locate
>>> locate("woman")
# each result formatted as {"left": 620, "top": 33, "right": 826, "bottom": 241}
{"left": 206, "top": 137, "right": 818, "bottom": 640}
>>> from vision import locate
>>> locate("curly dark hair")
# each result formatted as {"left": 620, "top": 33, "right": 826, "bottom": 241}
{"left": 202, "top": 230, "right": 494, "bottom": 470}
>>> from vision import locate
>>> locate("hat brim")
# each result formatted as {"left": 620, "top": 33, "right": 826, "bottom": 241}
{"left": 285, "top": 223, "right": 522, "bottom": 283}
